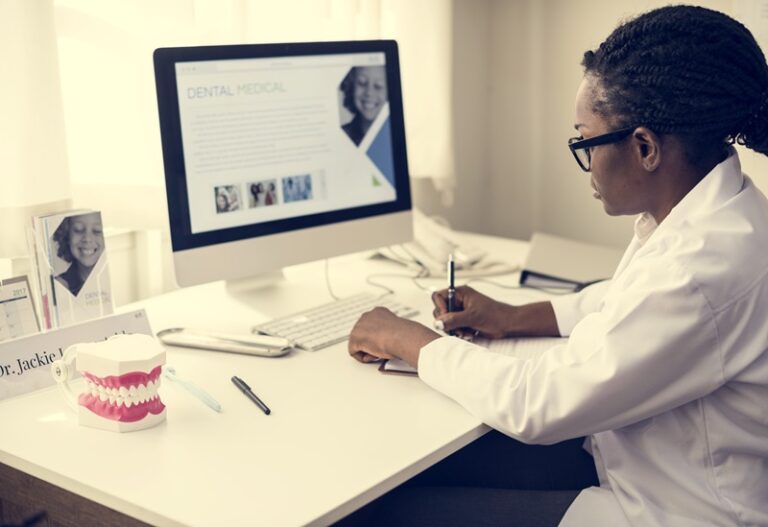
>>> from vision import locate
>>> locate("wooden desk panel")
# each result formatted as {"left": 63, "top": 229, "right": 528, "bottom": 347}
{"left": 0, "top": 461, "right": 149, "bottom": 527}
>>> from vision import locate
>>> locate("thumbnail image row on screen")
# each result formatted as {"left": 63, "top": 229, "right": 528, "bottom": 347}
{"left": 213, "top": 174, "right": 315, "bottom": 214}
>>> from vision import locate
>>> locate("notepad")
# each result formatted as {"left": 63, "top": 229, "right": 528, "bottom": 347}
{"left": 379, "top": 357, "right": 417, "bottom": 375}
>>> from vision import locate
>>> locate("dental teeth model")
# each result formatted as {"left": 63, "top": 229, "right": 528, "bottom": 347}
{"left": 52, "top": 333, "right": 166, "bottom": 432}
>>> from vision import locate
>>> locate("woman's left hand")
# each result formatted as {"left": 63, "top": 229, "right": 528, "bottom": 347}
{"left": 348, "top": 307, "right": 441, "bottom": 367}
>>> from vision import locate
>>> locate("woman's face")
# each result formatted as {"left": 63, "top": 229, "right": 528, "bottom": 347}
{"left": 69, "top": 214, "right": 103, "bottom": 268}
{"left": 217, "top": 193, "right": 228, "bottom": 209}
{"left": 353, "top": 66, "right": 387, "bottom": 122}
{"left": 574, "top": 77, "right": 648, "bottom": 216}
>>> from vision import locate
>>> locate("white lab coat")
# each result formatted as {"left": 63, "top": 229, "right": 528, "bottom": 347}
{"left": 418, "top": 149, "right": 768, "bottom": 526}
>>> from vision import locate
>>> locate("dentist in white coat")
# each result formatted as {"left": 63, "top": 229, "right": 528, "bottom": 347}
{"left": 346, "top": 5, "right": 768, "bottom": 527}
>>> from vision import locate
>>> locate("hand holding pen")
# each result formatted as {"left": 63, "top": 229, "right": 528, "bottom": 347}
{"left": 430, "top": 254, "right": 463, "bottom": 336}
{"left": 431, "top": 282, "right": 519, "bottom": 340}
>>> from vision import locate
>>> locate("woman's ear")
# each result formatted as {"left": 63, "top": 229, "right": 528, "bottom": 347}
{"left": 632, "top": 127, "right": 662, "bottom": 172}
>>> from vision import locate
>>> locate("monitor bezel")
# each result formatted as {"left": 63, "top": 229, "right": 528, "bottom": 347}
{"left": 153, "top": 40, "right": 411, "bottom": 253}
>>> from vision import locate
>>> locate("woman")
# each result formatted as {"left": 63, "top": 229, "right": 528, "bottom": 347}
{"left": 215, "top": 190, "right": 230, "bottom": 213}
{"left": 346, "top": 6, "right": 768, "bottom": 526}
{"left": 340, "top": 65, "right": 388, "bottom": 146}
{"left": 265, "top": 181, "right": 276, "bottom": 205}
{"left": 250, "top": 182, "right": 264, "bottom": 207}
{"left": 52, "top": 212, "right": 105, "bottom": 297}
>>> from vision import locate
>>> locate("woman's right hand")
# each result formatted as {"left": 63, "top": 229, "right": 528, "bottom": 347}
{"left": 431, "top": 286, "right": 516, "bottom": 340}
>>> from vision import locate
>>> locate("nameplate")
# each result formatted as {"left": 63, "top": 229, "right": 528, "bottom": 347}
{"left": 0, "top": 310, "right": 153, "bottom": 401}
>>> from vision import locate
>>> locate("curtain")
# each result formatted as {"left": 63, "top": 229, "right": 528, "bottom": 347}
{"left": 0, "top": 1, "right": 70, "bottom": 257}
{"left": 51, "top": 0, "right": 455, "bottom": 227}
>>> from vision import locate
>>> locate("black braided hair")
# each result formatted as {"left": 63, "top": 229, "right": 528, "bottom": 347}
{"left": 582, "top": 5, "right": 768, "bottom": 160}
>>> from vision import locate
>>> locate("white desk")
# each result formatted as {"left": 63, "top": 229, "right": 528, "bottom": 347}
{"left": 0, "top": 235, "right": 536, "bottom": 526}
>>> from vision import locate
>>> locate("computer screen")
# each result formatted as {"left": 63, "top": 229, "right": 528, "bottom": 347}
{"left": 154, "top": 41, "right": 412, "bottom": 286}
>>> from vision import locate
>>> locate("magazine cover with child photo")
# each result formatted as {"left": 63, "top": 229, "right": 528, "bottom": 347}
{"left": 33, "top": 210, "right": 113, "bottom": 328}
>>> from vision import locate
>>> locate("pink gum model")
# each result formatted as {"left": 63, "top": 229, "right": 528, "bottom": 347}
{"left": 75, "top": 334, "right": 166, "bottom": 432}
{"left": 80, "top": 365, "right": 165, "bottom": 423}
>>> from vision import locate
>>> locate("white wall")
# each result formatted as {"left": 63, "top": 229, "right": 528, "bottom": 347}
{"left": 428, "top": 0, "right": 768, "bottom": 249}
{"left": 412, "top": 0, "right": 492, "bottom": 230}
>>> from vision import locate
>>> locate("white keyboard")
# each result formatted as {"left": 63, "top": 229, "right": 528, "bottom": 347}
{"left": 252, "top": 293, "right": 419, "bottom": 351}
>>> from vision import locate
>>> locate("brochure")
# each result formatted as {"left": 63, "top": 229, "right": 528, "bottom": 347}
{"left": 0, "top": 275, "right": 40, "bottom": 342}
{"left": 31, "top": 210, "right": 113, "bottom": 329}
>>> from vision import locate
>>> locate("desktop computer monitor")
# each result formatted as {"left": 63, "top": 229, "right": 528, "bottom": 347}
{"left": 153, "top": 41, "right": 412, "bottom": 287}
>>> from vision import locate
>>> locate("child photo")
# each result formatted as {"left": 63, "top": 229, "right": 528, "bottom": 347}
{"left": 51, "top": 212, "right": 106, "bottom": 297}
{"left": 214, "top": 185, "right": 242, "bottom": 213}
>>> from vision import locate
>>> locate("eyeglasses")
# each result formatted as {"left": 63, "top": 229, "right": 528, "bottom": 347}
{"left": 567, "top": 126, "right": 637, "bottom": 172}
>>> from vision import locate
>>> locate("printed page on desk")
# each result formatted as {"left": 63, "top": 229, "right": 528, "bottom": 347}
{"left": 381, "top": 336, "right": 568, "bottom": 374}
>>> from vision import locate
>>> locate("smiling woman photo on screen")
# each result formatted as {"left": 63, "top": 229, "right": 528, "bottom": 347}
{"left": 340, "top": 65, "right": 388, "bottom": 146}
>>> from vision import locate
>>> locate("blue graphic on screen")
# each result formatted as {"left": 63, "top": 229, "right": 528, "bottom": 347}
{"left": 366, "top": 117, "right": 395, "bottom": 188}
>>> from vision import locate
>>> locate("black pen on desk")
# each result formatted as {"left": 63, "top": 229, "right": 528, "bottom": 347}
{"left": 446, "top": 254, "right": 456, "bottom": 335}
{"left": 231, "top": 376, "right": 271, "bottom": 415}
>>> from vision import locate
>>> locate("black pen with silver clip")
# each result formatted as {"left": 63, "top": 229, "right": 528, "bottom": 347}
{"left": 446, "top": 254, "right": 456, "bottom": 336}
{"left": 231, "top": 376, "right": 271, "bottom": 415}
{"left": 447, "top": 253, "right": 456, "bottom": 312}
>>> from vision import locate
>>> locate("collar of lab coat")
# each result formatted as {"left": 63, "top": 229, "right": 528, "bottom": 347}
{"left": 634, "top": 146, "right": 744, "bottom": 243}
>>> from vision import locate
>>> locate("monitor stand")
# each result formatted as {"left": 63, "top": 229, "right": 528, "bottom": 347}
{"left": 223, "top": 268, "right": 330, "bottom": 321}
{"left": 225, "top": 270, "right": 286, "bottom": 294}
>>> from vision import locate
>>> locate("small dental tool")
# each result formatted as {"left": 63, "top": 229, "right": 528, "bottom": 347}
{"left": 163, "top": 366, "right": 222, "bottom": 413}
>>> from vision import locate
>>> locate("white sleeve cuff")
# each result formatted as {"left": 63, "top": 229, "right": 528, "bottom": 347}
{"left": 417, "top": 336, "right": 487, "bottom": 394}
{"left": 417, "top": 336, "right": 450, "bottom": 386}
{"left": 550, "top": 280, "right": 612, "bottom": 336}
{"left": 550, "top": 293, "right": 586, "bottom": 337}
